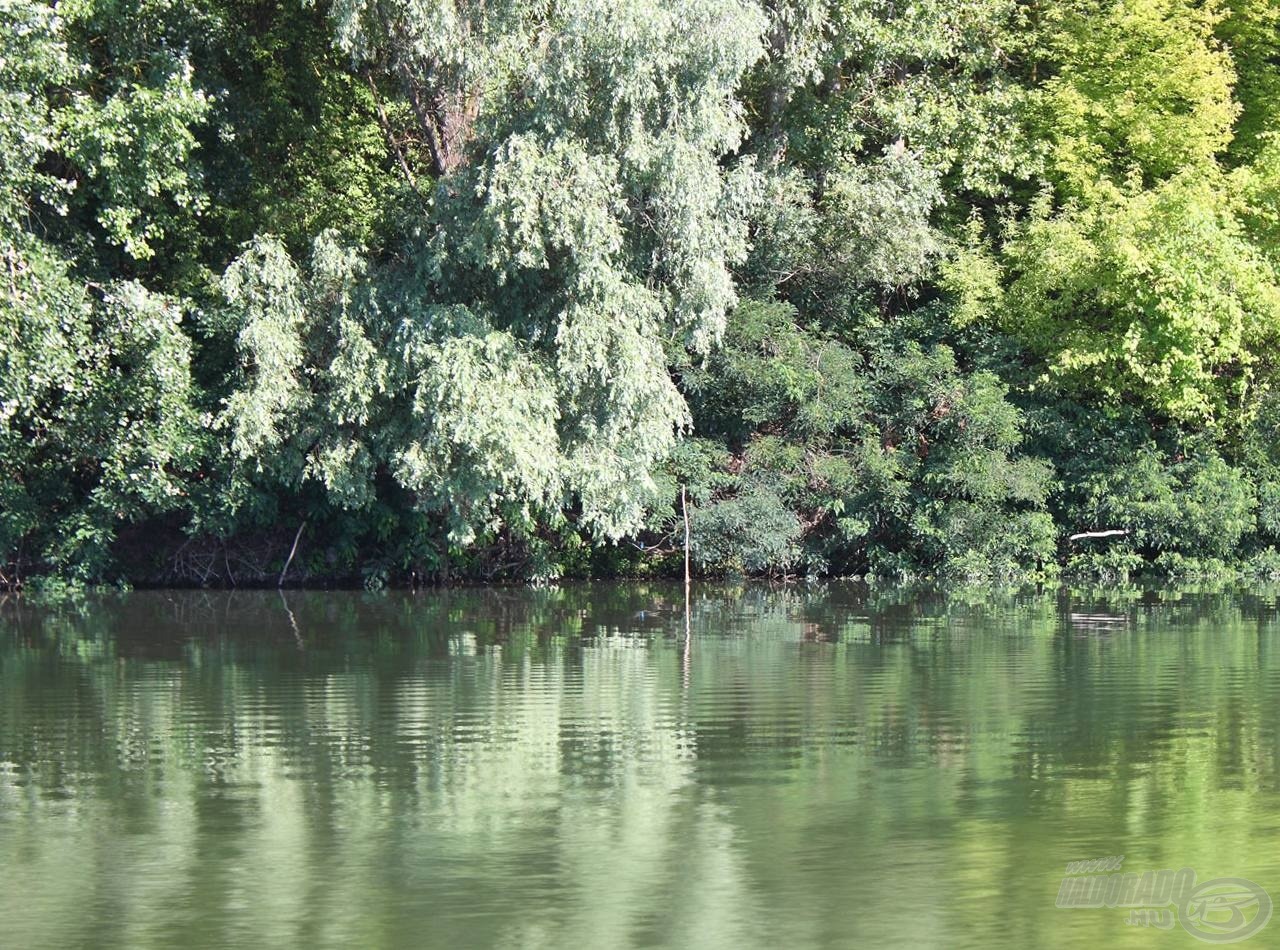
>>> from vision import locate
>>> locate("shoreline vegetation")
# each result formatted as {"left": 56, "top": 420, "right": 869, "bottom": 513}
{"left": 4, "top": 1, "right": 1280, "bottom": 593}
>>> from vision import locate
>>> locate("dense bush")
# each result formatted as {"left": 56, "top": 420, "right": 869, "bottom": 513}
{"left": 677, "top": 300, "right": 1056, "bottom": 579}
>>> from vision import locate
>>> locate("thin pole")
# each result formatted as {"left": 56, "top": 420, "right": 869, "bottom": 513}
{"left": 682, "top": 485, "right": 690, "bottom": 590}
{"left": 682, "top": 486, "right": 691, "bottom": 678}
{"left": 279, "top": 520, "right": 306, "bottom": 588}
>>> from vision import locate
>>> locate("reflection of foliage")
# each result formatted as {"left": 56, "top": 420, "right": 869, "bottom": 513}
{"left": 3, "top": 584, "right": 1280, "bottom": 947}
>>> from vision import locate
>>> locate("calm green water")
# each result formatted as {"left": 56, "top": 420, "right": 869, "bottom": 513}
{"left": 2, "top": 584, "right": 1279, "bottom": 949}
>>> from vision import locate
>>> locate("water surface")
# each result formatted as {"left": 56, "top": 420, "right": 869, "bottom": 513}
{"left": 2, "top": 584, "right": 1279, "bottom": 948}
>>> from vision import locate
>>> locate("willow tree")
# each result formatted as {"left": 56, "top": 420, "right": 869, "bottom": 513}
{"left": 215, "top": 0, "right": 767, "bottom": 555}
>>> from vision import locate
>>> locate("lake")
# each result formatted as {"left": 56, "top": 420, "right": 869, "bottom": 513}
{"left": 2, "top": 583, "right": 1278, "bottom": 948}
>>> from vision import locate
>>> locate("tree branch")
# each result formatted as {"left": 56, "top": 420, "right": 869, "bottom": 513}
{"left": 366, "top": 72, "right": 423, "bottom": 197}
{"left": 278, "top": 520, "right": 307, "bottom": 588}
{"left": 1068, "top": 529, "right": 1129, "bottom": 542}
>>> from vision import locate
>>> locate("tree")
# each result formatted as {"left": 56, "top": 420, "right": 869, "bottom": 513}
{"left": 997, "top": 174, "right": 1280, "bottom": 421}
{"left": 1, "top": 1, "right": 204, "bottom": 581}
{"left": 945, "top": 0, "right": 1280, "bottom": 424}
{"left": 1037, "top": 0, "right": 1238, "bottom": 196}
{"left": 211, "top": 0, "right": 768, "bottom": 554}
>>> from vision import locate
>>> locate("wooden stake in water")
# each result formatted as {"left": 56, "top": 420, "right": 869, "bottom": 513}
{"left": 682, "top": 485, "right": 691, "bottom": 687}
{"left": 682, "top": 485, "right": 691, "bottom": 592}
{"left": 279, "top": 520, "right": 306, "bottom": 588}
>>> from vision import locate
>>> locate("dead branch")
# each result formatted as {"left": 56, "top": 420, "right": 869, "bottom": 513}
{"left": 1069, "top": 529, "right": 1130, "bottom": 542}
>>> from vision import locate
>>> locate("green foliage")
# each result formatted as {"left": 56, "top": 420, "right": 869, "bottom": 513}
{"left": 681, "top": 301, "right": 1055, "bottom": 578}
{"left": 1073, "top": 446, "right": 1255, "bottom": 558}
{"left": 1038, "top": 0, "right": 1238, "bottom": 195}
{"left": 691, "top": 486, "right": 803, "bottom": 575}
{"left": 167, "top": 1, "right": 405, "bottom": 265}
{"left": 1219, "top": 0, "right": 1280, "bottom": 161}
{"left": 999, "top": 175, "right": 1280, "bottom": 420}
{"left": 33, "top": 0, "right": 218, "bottom": 267}
{"left": 1, "top": 238, "right": 200, "bottom": 580}
{"left": 198, "top": 0, "right": 768, "bottom": 557}
{"left": 754, "top": 0, "right": 1036, "bottom": 191}
{"left": 0, "top": 0, "right": 71, "bottom": 230}
{"left": 950, "top": 0, "right": 1280, "bottom": 423}
{"left": 6, "top": 0, "right": 1280, "bottom": 586}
